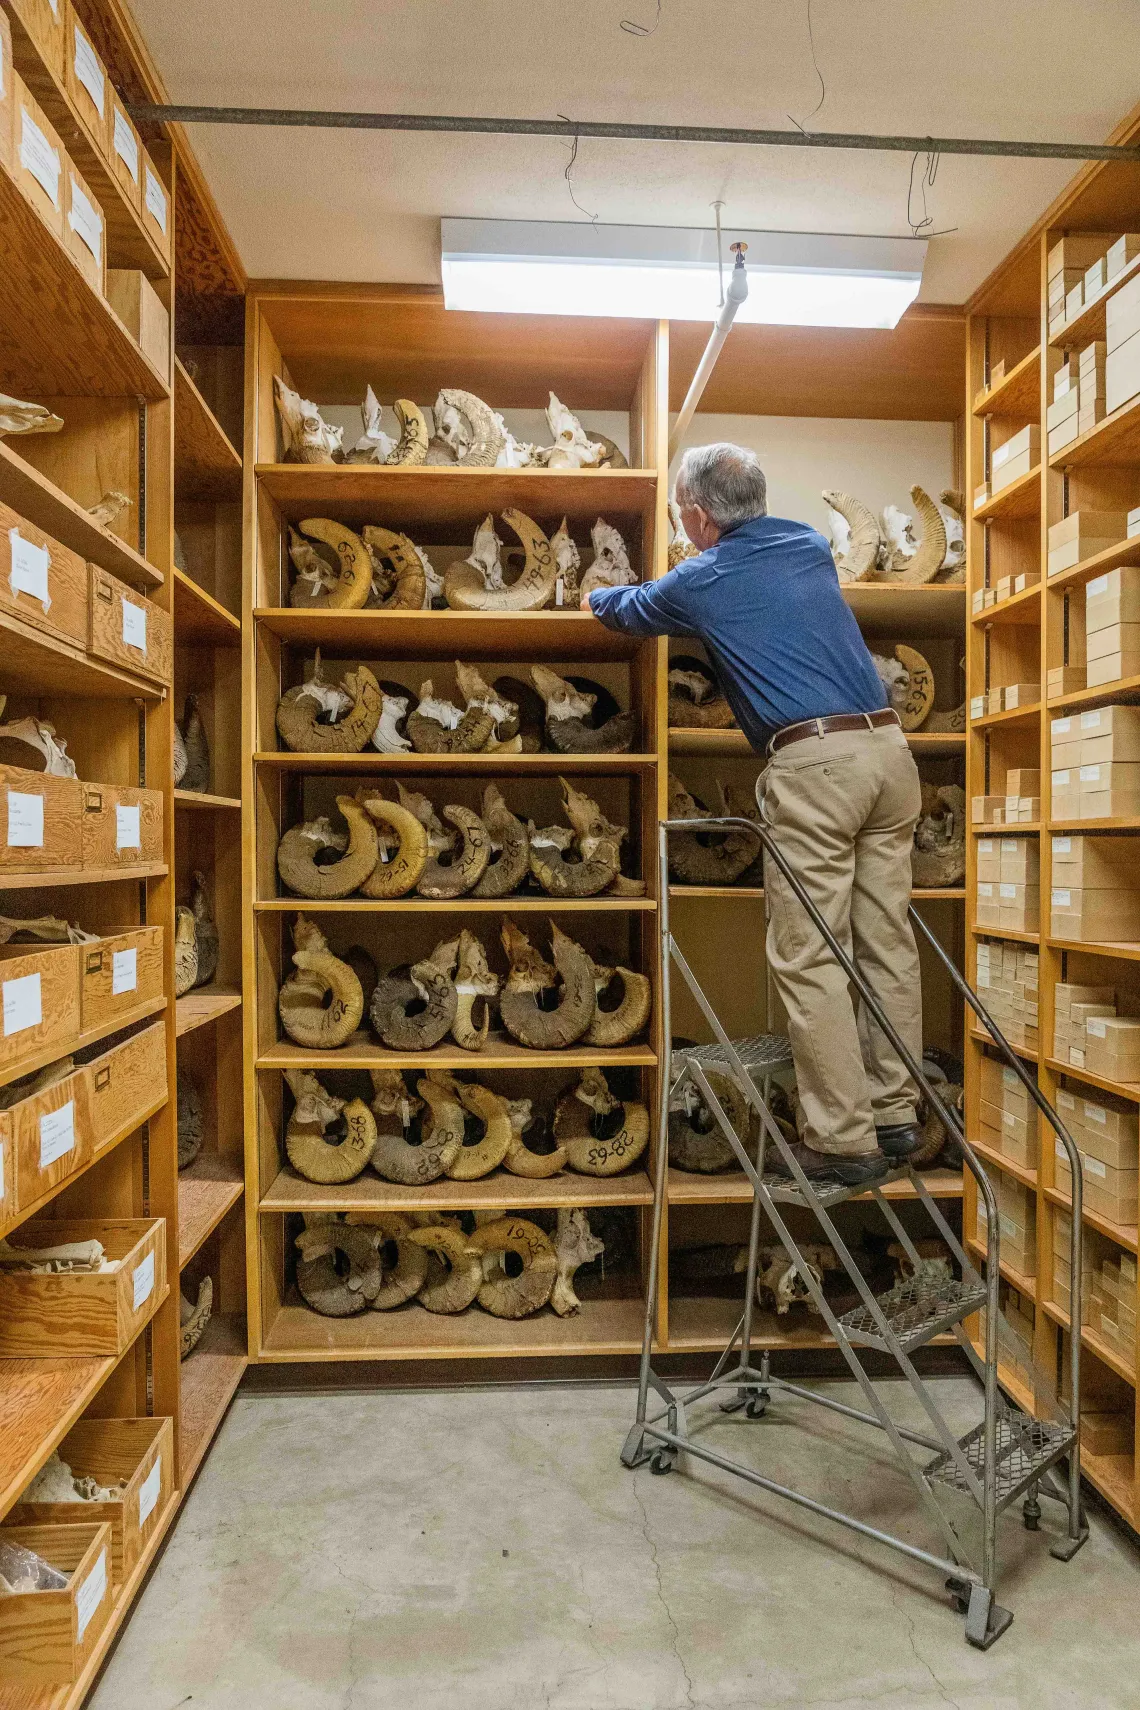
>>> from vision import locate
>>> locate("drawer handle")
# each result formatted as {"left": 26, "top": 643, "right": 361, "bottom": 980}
{"left": 94, "top": 1066, "right": 112, "bottom": 1090}
{"left": 96, "top": 579, "right": 113, "bottom": 602}
{"left": 84, "top": 789, "right": 103, "bottom": 813}
{"left": 85, "top": 950, "right": 105, "bottom": 974}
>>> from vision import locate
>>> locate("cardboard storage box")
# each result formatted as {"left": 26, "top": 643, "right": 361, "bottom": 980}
{"left": 1047, "top": 511, "right": 1129, "bottom": 579}
{"left": 1051, "top": 834, "right": 1136, "bottom": 887}
{"left": 1078, "top": 702, "right": 1140, "bottom": 761}
{"left": 1051, "top": 767, "right": 1080, "bottom": 819}
{"left": 1048, "top": 665, "right": 1087, "bottom": 696}
{"left": 976, "top": 880, "right": 999, "bottom": 926}
{"left": 1079, "top": 1094, "right": 1139, "bottom": 1162}
{"left": 1, "top": 764, "right": 83, "bottom": 875}
{"left": 87, "top": 568, "right": 171, "bottom": 686}
{"left": 1006, "top": 769, "right": 1040, "bottom": 797}
{"left": 999, "top": 838, "right": 1039, "bottom": 883}
{"left": 1086, "top": 568, "right": 1140, "bottom": 635}
{"left": 1107, "top": 328, "right": 1140, "bottom": 416}
{"left": 1108, "top": 235, "right": 1140, "bottom": 279}
{"left": 1050, "top": 885, "right": 1140, "bottom": 942}
{"left": 991, "top": 424, "right": 1040, "bottom": 492}
{"left": 63, "top": 4, "right": 110, "bottom": 157}
{"left": 1077, "top": 761, "right": 1140, "bottom": 817}
{"left": 62, "top": 160, "right": 104, "bottom": 294}
{"left": 1107, "top": 275, "right": 1140, "bottom": 352}
{"left": 1003, "top": 682, "right": 1040, "bottom": 709}
{"left": 78, "top": 926, "right": 163, "bottom": 1031}
{"left": 0, "top": 500, "right": 88, "bottom": 648}
{"left": 976, "top": 838, "right": 1000, "bottom": 882}
{"left": 0, "top": 1520, "right": 112, "bottom": 1684}
{"left": 1056, "top": 1138, "right": 1138, "bottom": 1224}
{"left": 108, "top": 88, "right": 141, "bottom": 208}
{"left": 140, "top": 148, "right": 170, "bottom": 261}
{"left": 1086, "top": 1015, "right": 1140, "bottom": 1080}
{"left": 0, "top": 1216, "right": 166, "bottom": 1355}
{"left": 999, "top": 1106, "right": 1039, "bottom": 1170}
{"left": 11, "top": 74, "right": 64, "bottom": 237}
{"left": 971, "top": 795, "right": 1005, "bottom": 824}
{"left": 105, "top": 270, "right": 169, "bottom": 376}
{"left": 1051, "top": 715, "right": 1082, "bottom": 762}
{"left": 79, "top": 782, "right": 163, "bottom": 869}
{"left": 0, "top": 940, "right": 78, "bottom": 1079}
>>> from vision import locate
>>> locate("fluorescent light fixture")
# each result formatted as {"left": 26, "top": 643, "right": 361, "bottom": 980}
{"left": 441, "top": 219, "right": 926, "bottom": 329}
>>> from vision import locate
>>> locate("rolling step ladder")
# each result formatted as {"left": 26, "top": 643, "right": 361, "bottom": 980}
{"left": 622, "top": 817, "right": 1089, "bottom": 1649}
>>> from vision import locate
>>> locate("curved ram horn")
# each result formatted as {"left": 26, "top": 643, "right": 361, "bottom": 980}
{"left": 287, "top": 525, "right": 337, "bottom": 607}
{"left": 531, "top": 666, "right": 634, "bottom": 754}
{"left": 452, "top": 930, "right": 500, "bottom": 1051}
{"left": 415, "top": 804, "right": 491, "bottom": 900}
{"left": 555, "top": 1068, "right": 650, "bottom": 1175}
{"left": 277, "top": 795, "right": 379, "bottom": 899}
{"left": 440, "top": 1075, "right": 513, "bottom": 1179}
{"left": 180, "top": 694, "right": 211, "bottom": 792}
{"left": 273, "top": 375, "right": 343, "bottom": 463}
{"left": 444, "top": 510, "right": 557, "bottom": 611}
{"left": 356, "top": 791, "right": 429, "bottom": 899}
{"left": 492, "top": 675, "right": 545, "bottom": 751}
{"left": 174, "top": 906, "right": 198, "bottom": 997}
{"left": 668, "top": 1059, "right": 755, "bottom": 1172}
{"left": 407, "top": 1221, "right": 483, "bottom": 1312}
{"left": 503, "top": 1097, "right": 567, "bottom": 1179}
{"left": 295, "top": 1221, "right": 379, "bottom": 1316}
{"left": 284, "top": 1068, "right": 376, "bottom": 1183}
{"left": 361, "top": 525, "right": 429, "bottom": 609}
{"left": 528, "top": 821, "right": 618, "bottom": 899}
{"left": 499, "top": 919, "right": 596, "bottom": 1050}
{"left": 585, "top": 962, "right": 651, "bottom": 1047}
{"left": 433, "top": 387, "right": 505, "bottom": 467}
{"left": 189, "top": 870, "right": 219, "bottom": 988}
{"left": 343, "top": 1210, "right": 430, "bottom": 1308}
{"left": 277, "top": 659, "right": 383, "bottom": 754}
{"left": 551, "top": 1208, "right": 604, "bottom": 1315}
{"left": 880, "top": 486, "right": 947, "bottom": 585}
{"left": 454, "top": 661, "right": 520, "bottom": 742}
{"left": 294, "top": 518, "right": 373, "bottom": 609}
{"left": 278, "top": 915, "right": 364, "bottom": 1049}
{"left": 406, "top": 678, "right": 494, "bottom": 754}
{"left": 384, "top": 398, "right": 430, "bottom": 466}
{"left": 823, "top": 490, "right": 880, "bottom": 583}
{"left": 666, "top": 774, "right": 760, "bottom": 886}
{"left": 667, "top": 655, "right": 735, "bottom": 730}
{"left": 472, "top": 784, "right": 530, "bottom": 899}
{"left": 368, "top": 1070, "right": 459, "bottom": 1184}
{"left": 893, "top": 644, "right": 936, "bottom": 730}
{"left": 369, "top": 941, "right": 458, "bottom": 1051}
{"left": 468, "top": 1216, "right": 557, "bottom": 1317}
{"left": 180, "top": 1275, "right": 212, "bottom": 1357}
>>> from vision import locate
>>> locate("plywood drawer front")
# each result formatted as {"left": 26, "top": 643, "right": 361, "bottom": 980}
{"left": 79, "top": 926, "right": 163, "bottom": 1030}
{"left": 0, "top": 13, "right": 14, "bottom": 176}
{"left": 0, "top": 1216, "right": 166, "bottom": 1354}
{"left": 10, "top": 1415, "right": 173, "bottom": 1582}
{"left": 12, "top": 75, "right": 65, "bottom": 239}
{"left": 7, "top": 0, "right": 67, "bottom": 80}
{"left": 140, "top": 149, "right": 170, "bottom": 263}
{"left": 0, "top": 942, "right": 78, "bottom": 1078}
{"left": 87, "top": 568, "right": 171, "bottom": 685}
{"left": 88, "top": 1021, "right": 166, "bottom": 1149}
{"left": 64, "top": 5, "right": 111, "bottom": 159}
{"left": 80, "top": 782, "right": 163, "bottom": 867}
{"left": 0, "top": 765, "right": 83, "bottom": 873}
{"left": 108, "top": 90, "right": 142, "bottom": 209}
{"left": 0, "top": 1521, "right": 112, "bottom": 1683}
{"left": 0, "top": 1127, "right": 12, "bottom": 1230}
{"left": 0, "top": 1057, "right": 94, "bottom": 1223}
{"left": 0, "top": 500, "right": 88, "bottom": 647}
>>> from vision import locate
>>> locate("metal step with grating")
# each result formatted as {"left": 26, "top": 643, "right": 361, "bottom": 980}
{"left": 676, "top": 1034, "right": 795, "bottom": 1080}
{"left": 759, "top": 1163, "right": 912, "bottom": 1209}
{"left": 924, "top": 1405, "right": 1075, "bottom": 1513}
{"left": 839, "top": 1277, "right": 988, "bottom": 1355}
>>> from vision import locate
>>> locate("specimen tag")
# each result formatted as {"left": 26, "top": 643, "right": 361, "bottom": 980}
{"left": 116, "top": 803, "right": 141, "bottom": 849}
{"left": 75, "top": 1550, "right": 107, "bottom": 1641}
{"left": 112, "top": 948, "right": 137, "bottom": 994}
{"left": 132, "top": 1251, "right": 155, "bottom": 1310}
{"left": 138, "top": 1457, "right": 162, "bottom": 1525}
{"left": 39, "top": 1101, "right": 75, "bottom": 1169}
{"left": 9, "top": 528, "right": 51, "bottom": 609}
{"left": 3, "top": 972, "right": 42, "bottom": 1036}
{"left": 7, "top": 790, "right": 44, "bottom": 848}
{"left": 121, "top": 598, "right": 147, "bottom": 651}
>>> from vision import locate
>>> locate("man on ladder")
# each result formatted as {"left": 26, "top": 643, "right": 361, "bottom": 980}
{"left": 584, "top": 441, "right": 925, "bottom": 1188}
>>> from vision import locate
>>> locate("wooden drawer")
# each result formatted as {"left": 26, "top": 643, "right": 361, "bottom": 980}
{"left": 0, "top": 941, "right": 78, "bottom": 1079}
{"left": 87, "top": 1020, "right": 166, "bottom": 1150}
{"left": 0, "top": 765, "right": 83, "bottom": 874}
{"left": 140, "top": 148, "right": 170, "bottom": 263}
{"left": 79, "top": 926, "right": 163, "bottom": 1031}
{"left": 5, "top": 0, "right": 67, "bottom": 80}
{"left": 0, "top": 1053, "right": 93, "bottom": 1227}
{"left": 0, "top": 1216, "right": 166, "bottom": 1354}
{"left": 0, "top": 1125, "right": 12, "bottom": 1229}
{"left": 0, "top": 12, "right": 13, "bottom": 176}
{"left": 80, "top": 781, "right": 163, "bottom": 868}
{"left": 108, "top": 88, "right": 141, "bottom": 210}
{"left": 64, "top": 159, "right": 105, "bottom": 295}
{"left": 11, "top": 74, "right": 65, "bottom": 238}
{"left": 0, "top": 499, "right": 89, "bottom": 648}
{"left": 63, "top": 5, "right": 111, "bottom": 161}
{"left": 0, "top": 1521, "right": 112, "bottom": 1684}
{"left": 87, "top": 566, "right": 171, "bottom": 686}
{"left": 10, "top": 1416, "right": 173, "bottom": 1583}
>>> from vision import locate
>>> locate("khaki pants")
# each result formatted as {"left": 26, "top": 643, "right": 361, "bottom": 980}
{"left": 760, "top": 724, "right": 923, "bottom": 1157}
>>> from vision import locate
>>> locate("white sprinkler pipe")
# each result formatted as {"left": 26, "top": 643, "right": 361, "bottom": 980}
{"left": 668, "top": 243, "right": 749, "bottom": 465}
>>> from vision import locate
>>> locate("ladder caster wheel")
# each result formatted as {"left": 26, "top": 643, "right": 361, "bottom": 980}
{"left": 1022, "top": 1494, "right": 1042, "bottom": 1532}
{"left": 649, "top": 1451, "right": 675, "bottom": 1476}
{"left": 945, "top": 1576, "right": 970, "bottom": 1615}
{"left": 745, "top": 1397, "right": 768, "bottom": 1420}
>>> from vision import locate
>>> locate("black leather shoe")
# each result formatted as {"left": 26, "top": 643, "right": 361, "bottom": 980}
{"left": 766, "top": 1139, "right": 889, "bottom": 1187}
{"left": 875, "top": 1122, "right": 925, "bottom": 1161}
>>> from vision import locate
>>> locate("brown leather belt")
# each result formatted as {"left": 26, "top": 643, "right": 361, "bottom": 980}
{"left": 768, "top": 707, "right": 901, "bottom": 754}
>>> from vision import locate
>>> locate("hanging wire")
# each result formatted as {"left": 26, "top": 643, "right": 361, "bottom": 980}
{"left": 906, "top": 146, "right": 957, "bottom": 239}
{"left": 620, "top": 0, "right": 662, "bottom": 34}
{"left": 787, "top": 0, "right": 826, "bottom": 133}
{"left": 557, "top": 115, "right": 599, "bottom": 224}
{"left": 712, "top": 199, "right": 726, "bottom": 306}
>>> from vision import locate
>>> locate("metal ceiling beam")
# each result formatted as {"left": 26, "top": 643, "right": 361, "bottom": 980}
{"left": 127, "top": 105, "right": 1140, "bottom": 164}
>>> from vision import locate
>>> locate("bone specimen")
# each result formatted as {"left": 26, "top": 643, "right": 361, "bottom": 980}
{"left": 493, "top": 676, "right": 545, "bottom": 752}
{"left": 824, "top": 491, "right": 880, "bottom": 582}
{"left": 0, "top": 914, "right": 96, "bottom": 945}
{"left": 0, "top": 1056, "right": 74, "bottom": 1115}
{"left": 580, "top": 519, "right": 637, "bottom": 600}
{"left": 177, "top": 1067, "right": 204, "bottom": 1169}
{"left": 295, "top": 518, "right": 373, "bottom": 609}
{"left": 667, "top": 656, "right": 735, "bottom": 729}
{"left": 666, "top": 775, "right": 760, "bottom": 886}
{"left": 875, "top": 487, "right": 947, "bottom": 585}
{"left": 456, "top": 661, "right": 520, "bottom": 742}
{"left": 504, "top": 1096, "right": 568, "bottom": 1178}
{"left": 908, "top": 1076, "right": 964, "bottom": 1169}
{"left": 345, "top": 384, "right": 398, "bottom": 463}
{"left": 530, "top": 666, "right": 635, "bottom": 754}
{"left": 756, "top": 1243, "right": 839, "bottom": 1314}
{"left": 361, "top": 526, "right": 430, "bottom": 609}
{"left": 284, "top": 1068, "right": 376, "bottom": 1184}
{"left": 937, "top": 489, "right": 967, "bottom": 582}
{"left": 438, "top": 1074, "right": 513, "bottom": 1179}
{"left": 0, "top": 712, "right": 77, "bottom": 775}
{"left": 431, "top": 387, "right": 506, "bottom": 466}
{"left": 277, "top": 796, "right": 380, "bottom": 900}
{"left": 23, "top": 1449, "right": 124, "bottom": 1505}
{"left": 554, "top": 1068, "right": 650, "bottom": 1175}
{"left": 286, "top": 526, "right": 338, "bottom": 606}
{"left": 407, "top": 796, "right": 490, "bottom": 900}
{"left": 528, "top": 781, "right": 620, "bottom": 899}
{"left": 385, "top": 398, "right": 430, "bottom": 466}
{"left": 370, "top": 688, "right": 413, "bottom": 754}
{"left": 369, "top": 937, "right": 458, "bottom": 1050}
{"left": 668, "top": 502, "right": 700, "bottom": 570}
{"left": 273, "top": 375, "right": 344, "bottom": 463}
{"left": 668, "top": 1059, "right": 755, "bottom": 1172}
{"left": 408, "top": 1221, "right": 484, "bottom": 1313}
{"left": 278, "top": 915, "right": 364, "bottom": 1049}
{"left": 585, "top": 960, "right": 651, "bottom": 1047}
{"left": 452, "top": 930, "right": 501, "bottom": 1051}
{"left": 551, "top": 1209, "right": 604, "bottom": 1315}
{"left": 887, "top": 1237, "right": 955, "bottom": 1290}
{"left": 543, "top": 394, "right": 606, "bottom": 469}
{"left": 472, "top": 784, "right": 530, "bottom": 899}
{"left": 368, "top": 1070, "right": 461, "bottom": 1184}
{"left": 550, "top": 519, "right": 581, "bottom": 607}
{"left": 911, "top": 784, "right": 966, "bottom": 888}
{"left": 499, "top": 919, "right": 596, "bottom": 1050}
{"left": 0, "top": 393, "right": 64, "bottom": 435}
{"left": 407, "top": 678, "right": 494, "bottom": 755}
{"left": 444, "top": 511, "right": 557, "bottom": 611}
{"left": 277, "top": 656, "right": 383, "bottom": 753}
{"left": 174, "top": 906, "right": 198, "bottom": 996}
{"left": 356, "top": 788, "right": 430, "bottom": 898}
{"left": 295, "top": 1221, "right": 379, "bottom": 1316}
{"left": 178, "top": 693, "right": 210, "bottom": 793}
{"left": 180, "top": 1275, "right": 212, "bottom": 1356}
{"left": 189, "top": 870, "right": 218, "bottom": 988}
{"left": 344, "top": 1211, "right": 430, "bottom": 1308}
{"left": 870, "top": 643, "right": 935, "bottom": 732}
{"left": 467, "top": 1217, "right": 557, "bottom": 1317}
{"left": 0, "top": 1237, "right": 108, "bottom": 1270}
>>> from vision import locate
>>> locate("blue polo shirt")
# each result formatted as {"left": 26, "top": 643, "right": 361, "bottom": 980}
{"left": 589, "top": 513, "right": 887, "bottom": 752}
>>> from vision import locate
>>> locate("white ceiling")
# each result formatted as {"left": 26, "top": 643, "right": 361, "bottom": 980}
{"left": 132, "top": 0, "right": 1140, "bottom": 303}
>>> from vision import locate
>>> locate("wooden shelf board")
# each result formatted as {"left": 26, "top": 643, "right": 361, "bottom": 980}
{"left": 1045, "top": 534, "right": 1140, "bottom": 595}
{"left": 969, "top": 702, "right": 1041, "bottom": 732}
{"left": 179, "top": 1314, "right": 247, "bottom": 1489}
{"left": 1049, "top": 393, "right": 1140, "bottom": 470}
{"left": 257, "top": 895, "right": 655, "bottom": 913}
{"left": 1044, "top": 1056, "right": 1140, "bottom": 1105}
{"left": 259, "top": 1037, "right": 655, "bottom": 1071}
{"left": 971, "top": 583, "right": 1042, "bottom": 627}
{"left": 971, "top": 348, "right": 1041, "bottom": 419}
{"left": 0, "top": 861, "right": 167, "bottom": 890}
{"left": 1048, "top": 674, "right": 1140, "bottom": 714}
{"left": 260, "top": 1294, "right": 646, "bottom": 1361}
{"left": 1048, "top": 254, "right": 1140, "bottom": 350}
{"left": 968, "top": 1133, "right": 1038, "bottom": 1191}
{"left": 175, "top": 986, "right": 242, "bottom": 1038}
{"left": 174, "top": 356, "right": 243, "bottom": 501}
{"left": 0, "top": 439, "right": 162, "bottom": 590}
{"left": 173, "top": 568, "right": 241, "bottom": 644}
{"left": 1080, "top": 1447, "right": 1136, "bottom": 1523}
{"left": 0, "top": 168, "right": 168, "bottom": 400}
{"left": 0, "top": 994, "right": 167, "bottom": 1091}
{"left": 174, "top": 789, "right": 242, "bottom": 812}
{"left": 1048, "top": 817, "right": 1140, "bottom": 832}
{"left": 1043, "top": 1185, "right": 1138, "bottom": 1256}
{"left": 972, "top": 823, "right": 1040, "bottom": 835}
{"left": 971, "top": 924, "right": 1039, "bottom": 944}
{"left": 1048, "top": 934, "right": 1140, "bottom": 963}
{"left": 0, "top": 1352, "right": 115, "bottom": 1522}
{"left": 667, "top": 728, "right": 965, "bottom": 758}
{"left": 973, "top": 468, "right": 1041, "bottom": 523}
{"left": 1041, "top": 1297, "right": 1136, "bottom": 1386}
{"left": 841, "top": 582, "right": 967, "bottom": 639}
{"left": 966, "top": 1237, "right": 1037, "bottom": 1298}
{"left": 260, "top": 1165, "right": 653, "bottom": 1214}
{"left": 1, "top": 1091, "right": 168, "bottom": 1243}
{"left": 0, "top": 608, "right": 165, "bottom": 701}
{"left": 254, "top": 607, "right": 644, "bottom": 661}
{"left": 971, "top": 1028, "right": 1038, "bottom": 1062}
{"left": 178, "top": 1158, "right": 245, "bottom": 1268}
{"left": 666, "top": 1167, "right": 964, "bottom": 1204}
{"left": 255, "top": 749, "right": 657, "bottom": 775}
{"left": 255, "top": 464, "right": 658, "bottom": 529}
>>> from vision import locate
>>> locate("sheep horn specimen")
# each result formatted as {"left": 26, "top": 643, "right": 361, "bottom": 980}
{"left": 550, "top": 518, "right": 582, "bottom": 607}
{"left": 668, "top": 501, "right": 700, "bottom": 570}
{"left": 277, "top": 656, "right": 383, "bottom": 753}
{"left": 444, "top": 510, "right": 557, "bottom": 611}
{"left": 580, "top": 518, "right": 637, "bottom": 600}
{"left": 278, "top": 915, "right": 364, "bottom": 1049}
{"left": 433, "top": 387, "right": 505, "bottom": 466}
{"left": 277, "top": 797, "right": 380, "bottom": 900}
{"left": 499, "top": 919, "right": 596, "bottom": 1050}
{"left": 666, "top": 775, "right": 760, "bottom": 886}
{"left": 911, "top": 784, "right": 966, "bottom": 888}
{"left": 355, "top": 791, "right": 429, "bottom": 899}
{"left": 289, "top": 519, "right": 372, "bottom": 609}
{"left": 415, "top": 804, "right": 491, "bottom": 899}
{"left": 406, "top": 678, "right": 494, "bottom": 754}
{"left": 344, "top": 1211, "right": 430, "bottom": 1307}
{"left": 882, "top": 486, "right": 947, "bottom": 585}
{"left": 273, "top": 375, "right": 343, "bottom": 463}
{"left": 177, "top": 1068, "right": 203, "bottom": 1169}
{"left": 892, "top": 643, "right": 936, "bottom": 730}
{"left": 454, "top": 661, "right": 520, "bottom": 742}
{"left": 667, "top": 656, "right": 735, "bottom": 729}
{"left": 528, "top": 801, "right": 619, "bottom": 898}
{"left": 295, "top": 1221, "right": 380, "bottom": 1316}
{"left": 585, "top": 961, "right": 651, "bottom": 1047}
{"left": 368, "top": 1069, "right": 461, "bottom": 1184}
{"left": 360, "top": 526, "right": 429, "bottom": 609}
{"left": 344, "top": 383, "right": 398, "bottom": 464}
{"left": 0, "top": 391, "right": 64, "bottom": 436}
{"left": 385, "top": 398, "right": 430, "bottom": 466}
{"left": 284, "top": 1068, "right": 376, "bottom": 1183}
{"left": 468, "top": 1217, "right": 557, "bottom": 1317}
{"left": 189, "top": 870, "right": 219, "bottom": 988}
{"left": 503, "top": 1097, "right": 568, "bottom": 1178}
{"left": 369, "top": 940, "right": 458, "bottom": 1051}
{"left": 370, "top": 688, "right": 413, "bottom": 754}
{"left": 543, "top": 394, "right": 606, "bottom": 469}
{"left": 287, "top": 525, "right": 338, "bottom": 606}
{"left": 471, "top": 785, "right": 530, "bottom": 899}
{"left": 178, "top": 694, "right": 210, "bottom": 793}
{"left": 0, "top": 713, "right": 77, "bottom": 776}
{"left": 452, "top": 930, "right": 501, "bottom": 1051}
{"left": 173, "top": 720, "right": 188, "bottom": 784}
{"left": 823, "top": 490, "right": 880, "bottom": 583}
{"left": 492, "top": 676, "right": 545, "bottom": 752}
{"left": 668, "top": 1061, "right": 753, "bottom": 1172}
{"left": 174, "top": 906, "right": 198, "bottom": 997}
{"left": 440, "top": 1075, "right": 513, "bottom": 1179}
{"left": 555, "top": 1069, "right": 650, "bottom": 1175}
{"left": 407, "top": 1221, "right": 483, "bottom": 1313}
{"left": 530, "top": 666, "right": 634, "bottom": 754}
{"left": 551, "top": 1208, "right": 604, "bottom": 1315}
{"left": 179, "top": 1275, "right": 212, "bottom": 1357}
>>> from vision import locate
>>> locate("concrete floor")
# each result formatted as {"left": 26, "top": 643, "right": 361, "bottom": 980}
{"left": 91, "top": 1375, "right": 1140, "bottom": 1710}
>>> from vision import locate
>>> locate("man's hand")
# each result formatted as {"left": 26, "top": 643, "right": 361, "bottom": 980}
{"left": 579, "top": 591, "right": 594, "bottom": 613}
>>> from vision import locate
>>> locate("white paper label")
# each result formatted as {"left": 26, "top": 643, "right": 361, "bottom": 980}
{"left": 132, "top": 1250, "right": 155, "bottom": 1311}
{"left": 999, "top": 883, "right": 1018, "bottom": 898}
{"left": 138, "top": 1456, "right": 161, "bottom": 1525}
{"left": 970, "top": 697, "right": 986, "bottom": 719}
{"left": 67, "top": 176, "right": 103, "bottom": 263}
{"left": 1001, "top": 840, "right": 1019, "bottom": 854}
{"left": 978, "top": 882, "right": 993, "bottom": 898}
{"left": 1080, "top": 709, "right": 1104, "bottom": 729}
{"left": 1053, "top": 837, "right": 1073, "bottom": 855}
{"left": 1057, "top": 1136, "right": 1068, "bottom": 1159}
{"left": 1052, "top": 717, "right": 1073, "bottom": 737}
{"left": 73, "top": 27, "right": 105, "bottom": 116}
{"left": 7, "top": 790, "right": 44, "bottom": 849}
{"left": 116, "top": 803, "right": 141, "bottom": 850}
{"left": 1053, "top": 888, "right": 1072, "bottom": 907}
{"left": 1088, "top": 1017, "right": 1108, "bottom": 1038}
{"left": 1058, "top": 1091, "right": 1076, "bottom": 1111}
{"left": 19, "top": 110, "right": 60, "bottom": 207}
{"left": 9, "top": 529, "right": 51, "bottom": 610}
{"left": 1002, "top": 1069, "right": 1019, "bottom": 1088}
{"left": 46, "top": 0, "right": 59, "bottom": 14}
{"left": 39, "top": 1100, "right": 75, "bottom": 1169}
{"left": 3, "top": 972, "right": 41, "bottom": 1037}
{"left": 1071, "top": 1047, "right": 1086, "bottom": 1066}
{"left": 144, "top": 164, "right": 167, "bottom": 234}
{"left": 112, "top": 109, "right": 140, "bottom": 182}
{"left": 1053, "top": 770, "right": 1071, "bottom": 787}
{"left": 112, "top": 947, "right": 137, "bottom": 994}
{"left": 1085, "top": 1103, "right": 1108, "bottom": 1124}
{"left": 1087, "top": 1155, "right": 1107, "bottom": 1178}
{"left": 979, "top": 839, "right": 994, "bottom": 853}
{"left": 1087, "top": 574, "right": 1110, "bottom": 599}
{"left": 1080, "top": 765, "right": 1102, "bottom": 783}
{"left": 121, "top": 599, "right": 147, "bottom": 652}
{"left": 1003, "top": 1110, "right": 1017, "bottom": 1128}
{"left": 75, "top": 1549, "right": 107, "bottom": 1641}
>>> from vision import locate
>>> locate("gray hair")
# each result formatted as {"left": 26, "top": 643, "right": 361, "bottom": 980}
{"left": 675, "top": 443, "right": 768, "bottom": 529}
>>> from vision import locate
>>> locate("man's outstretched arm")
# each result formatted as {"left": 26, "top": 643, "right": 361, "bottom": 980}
{"left": 584, "top": 566, "right": 696, "bottom": 636}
